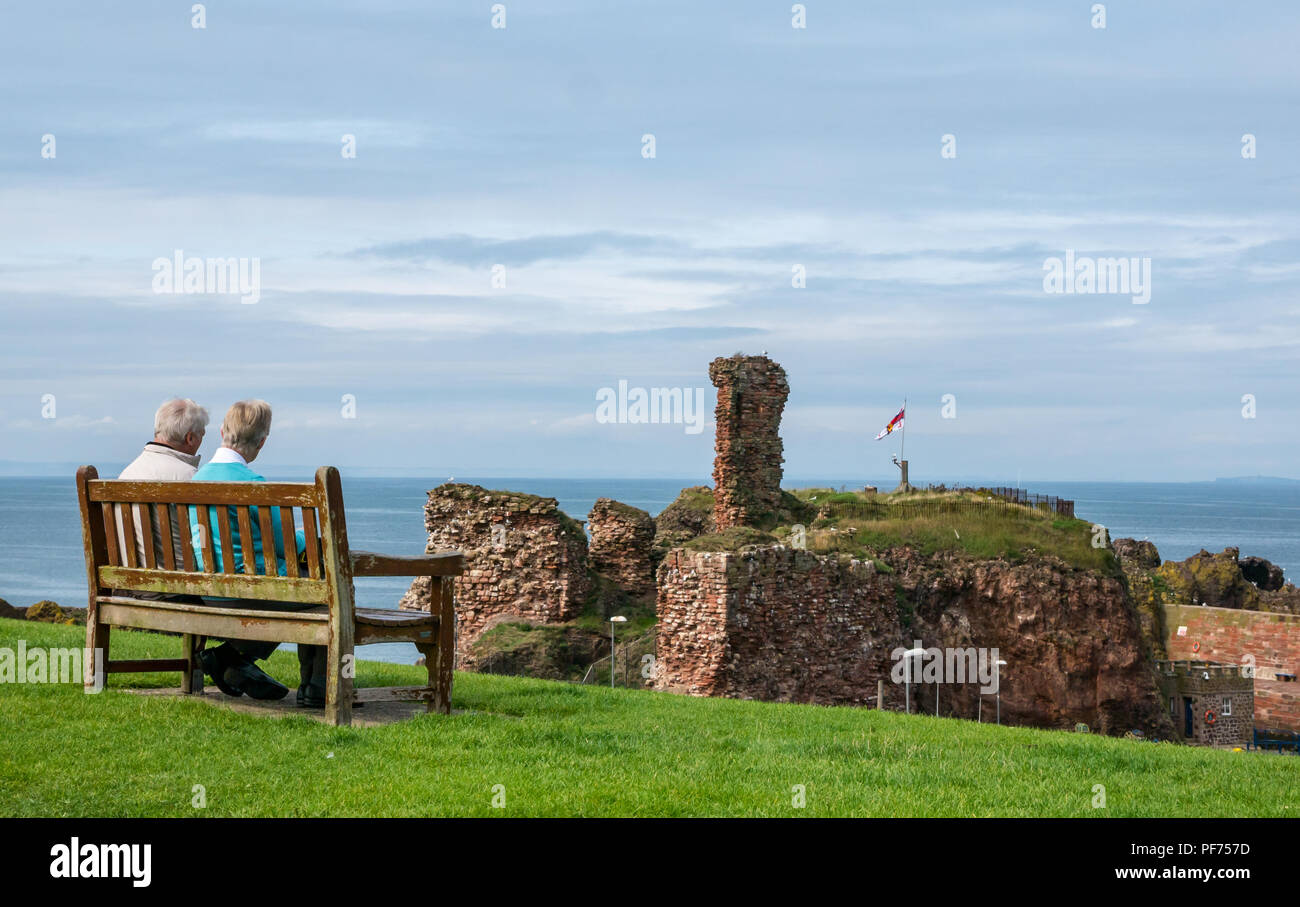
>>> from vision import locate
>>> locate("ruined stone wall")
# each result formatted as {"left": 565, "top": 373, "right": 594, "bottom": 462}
{"left": 1165, "top": 603, "right": 1300, "bottom": 731}
{"left": 398, "top": 483, "right": 591, "bottom": 667}
{"left": 654, "top": 547, "right": 901, "bottom": 703}
{"left": 587, "top": 498, "right": 656, "bottom": 595}
{"left": 709, "top": 355, "right": 789, "bottom": 530}
{"left": 655, "top": 546, "right": 1173, "bottom": 736}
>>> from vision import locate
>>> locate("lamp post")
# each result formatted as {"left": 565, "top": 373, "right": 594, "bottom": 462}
{"left": 995, "top": 659, "right": 1007, "bottom": 725}
{"left": 609, "top": 616, "right": 627, "bottom": 688}
{"left": 903, "top": 647, "right": 925, "bottom": 714}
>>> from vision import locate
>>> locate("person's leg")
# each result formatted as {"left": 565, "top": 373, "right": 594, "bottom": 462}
{"left": 296, "top": 645, "right": 328, "bottom": 707}
{"left": 228, "top": 639, "right": 279, "bottom": 661}
{"left": 197, "top": 597, "right": 319, "bottom": 700}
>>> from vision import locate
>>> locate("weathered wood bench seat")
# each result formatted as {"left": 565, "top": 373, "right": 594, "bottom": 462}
{"left": 76, "top": 465, "right": 463, "bottom": 726}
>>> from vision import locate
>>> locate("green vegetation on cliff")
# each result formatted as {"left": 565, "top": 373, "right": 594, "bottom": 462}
{"left": 686, "top": 488, "right": 1118, "bottom": 575}
{"left": 3, "top": 618, "right": 1295, "bottom": 818}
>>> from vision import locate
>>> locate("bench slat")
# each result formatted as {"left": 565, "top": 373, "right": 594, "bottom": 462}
{"left": 98, "top": 599, "right": 330, "bottom": 646}
{"left": 119, "top": 503, "right": 138, "bottom": 568}
{"left": 351, "top": 550, "right": 465, "bottom": 577}
{"left": 88, "top": 480, "right": 320, "bottom": 507}
{"left": 99, "top": 567, "right": 331, "bottom": 604}
{"left": 198, "top": 506, "right": 217, "bottom": 573}
{"left": 215, "top": 506, "right": 236, "bottom": 573}
{"left": 355, "top": 607, "right": 436, "bottom": 626}
{"left": 156, "top": 505, "right": 175, "bottom": 571}
{"left": 177, "top": 512, "right": 195, "bottom": 572}
{"left": 235, "top": 506, "right": 256, "bottom": 575}
{"left": 101, "top": 502, "right": 121, "bottom": 567}
{"left": 106, "top": 659, "right": 190, "bottom": 673}
{"left": 257, "top": 505, "right": 277, "bottom": 576}
{"left": 137, "top": 504, "right": 156, "bottom": 569}
{"left": 280, "top": 507, "right": 299, "bottom": 578}
{"left": 302, "top": 508, "right": 321, "bottom": 579}
{"left": 97, "top": 594, "right": 332, "bottom": 619}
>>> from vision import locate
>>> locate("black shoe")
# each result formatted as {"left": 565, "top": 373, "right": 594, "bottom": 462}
{"left": 200, "top": 647, "right": 243, "bottom": 698}
{"left": 298, "top": 679, "right": 327, "bottom": 708}
{"left": 223, "top": 658, "right": 290, "bottom": 701}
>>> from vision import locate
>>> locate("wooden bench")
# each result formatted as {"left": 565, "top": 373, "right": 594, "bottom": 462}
{"left": 75, "top": 465, "right": 463, "bottom": 726}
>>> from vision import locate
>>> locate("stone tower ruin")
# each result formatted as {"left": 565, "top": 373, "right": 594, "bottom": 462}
{"left": 708, "top": 354, "right": 789, "bottom": 530}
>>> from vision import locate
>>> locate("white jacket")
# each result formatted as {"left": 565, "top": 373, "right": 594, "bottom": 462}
{"left": 116, "top": 442, "right": 201, "bottom": 567}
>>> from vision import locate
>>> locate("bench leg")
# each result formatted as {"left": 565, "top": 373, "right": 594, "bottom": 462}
{"left": 325, "top": 637, "right": 353, "bottom": 727}
{"left": 415, "top": 641, "right": 437, "bottom": 712}
{"left": 85, "top": 617, "right": 109, "bottom": 694}
{"left": 181, "top": 634, "right": 204, "bottom": 694}
{"left": 431, "top": 576, "right": 454, "bottom": 715}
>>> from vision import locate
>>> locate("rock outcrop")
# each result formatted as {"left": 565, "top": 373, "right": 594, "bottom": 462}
{"left": 0, "top": 598, "right": 24, "bottom": 621}
{"left": 1240, "top": 555, "right": 1284, "bottom": 591}
{"left": 1113, "top": 538, "right": 1160, "bottom": 569}
{"left": 25, "top": 601, "right": 85, "bottom": 625}
{"left": 1151, "top": 547, "right": 1300, "bottom": 614}
{"left": 1156, "top": 548, "right": 1259, "bottom": 610}
{"left": 1115, "top": 539, "right": 1169, "bottom": 660}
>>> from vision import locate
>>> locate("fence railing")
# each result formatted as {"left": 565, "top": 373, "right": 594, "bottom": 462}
{"left": 581, "top": 628, "right": 657, "bottom": 689}
{"left": 967, "top": 487, "right": 1075, "bottom": 518}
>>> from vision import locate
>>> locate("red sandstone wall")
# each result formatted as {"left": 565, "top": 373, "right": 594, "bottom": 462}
{"left": 709, "top": 356, "right": 789, "bottom": 530}
{"left": 1165, "top": 603, "right": 1300, "bottom": 731}
{"left": 587, "top": 498, "right": 656, "bottom": 595}
{"left": 398, "top": 484, "right": 591, "bottom": 667}
{"left": 655, "top": 546, "right": 1172, "bottom": 736}
{"left": 654, "top": 547, "right": 900, "bottom": 703}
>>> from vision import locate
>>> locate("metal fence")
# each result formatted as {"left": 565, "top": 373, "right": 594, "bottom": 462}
{"left": 581, "top": 628, "right": 657, "bottom": 689}
{"left": 969, "top": 487, "right": 1076, "bottom": 518}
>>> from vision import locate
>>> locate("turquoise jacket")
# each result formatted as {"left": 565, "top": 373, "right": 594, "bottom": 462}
{"left": 189, "top": 461, "right": 307, "bottom": 576}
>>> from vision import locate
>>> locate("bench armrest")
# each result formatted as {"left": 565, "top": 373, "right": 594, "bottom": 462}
{"left": 350, "top": 550, "right": 465, "bottom": 577}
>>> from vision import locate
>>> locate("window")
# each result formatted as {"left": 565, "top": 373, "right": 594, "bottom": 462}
{"left": 1222, "top": 697, "right": 1232, "bottom": 717}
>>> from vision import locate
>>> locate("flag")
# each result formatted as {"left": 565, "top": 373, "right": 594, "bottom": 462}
{"left": 874, "top": 406, "right": 905, "bottom": 440}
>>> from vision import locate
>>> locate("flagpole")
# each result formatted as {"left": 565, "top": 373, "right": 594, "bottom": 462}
{"left": 900, "top": 397, "right": 906, "bottom": 462}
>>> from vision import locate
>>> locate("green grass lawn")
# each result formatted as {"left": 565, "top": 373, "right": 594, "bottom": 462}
{"left": 1, "top": 617, "right": 1296, "bottom": 817}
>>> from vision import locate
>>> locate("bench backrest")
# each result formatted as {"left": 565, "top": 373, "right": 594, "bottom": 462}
{"left": 76, "top": 465, "right": 353, "bottom": 609}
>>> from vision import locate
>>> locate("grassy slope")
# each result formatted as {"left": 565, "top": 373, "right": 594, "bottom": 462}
{"left": 778, "top": 488, "right": 1118, "bottom": 574}
{"left": 2, "top": 618, "right": 1296, "bottom": 818}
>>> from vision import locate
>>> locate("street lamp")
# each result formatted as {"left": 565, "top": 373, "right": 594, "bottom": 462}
{"left": 609, "top": 616, "right": 627, "bottom": 689}
{"left": 903, "top": 647, "right": 925, "bottom": 714}
{"left": 995, "top": 659, "right": 1007, "bottom": 725}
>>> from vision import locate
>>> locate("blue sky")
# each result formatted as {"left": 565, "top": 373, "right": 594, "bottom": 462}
{"left": 2, "top": 1, "right": 1298, "bottom": 481}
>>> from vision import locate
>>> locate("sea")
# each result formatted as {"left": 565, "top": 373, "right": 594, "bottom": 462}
{"left": 2, "top": 475, "right": 1298, "bottom": 663}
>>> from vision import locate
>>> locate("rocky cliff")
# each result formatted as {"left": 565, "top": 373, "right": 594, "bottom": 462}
{"left": 1116, "top": 543, "right": 1300, "bottom": 616}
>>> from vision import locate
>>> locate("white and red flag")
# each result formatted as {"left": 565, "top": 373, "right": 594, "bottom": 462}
{"left": 874, "top": 406, "right": 905, "bottom": 440}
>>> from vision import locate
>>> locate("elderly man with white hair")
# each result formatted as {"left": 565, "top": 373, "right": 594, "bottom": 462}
{"left": 116, "top": 397, "right": 209, "bottom": 569}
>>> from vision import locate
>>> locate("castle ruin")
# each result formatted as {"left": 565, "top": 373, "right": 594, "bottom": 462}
{"left": 709, "top": 354, "right": 789, "bottom": 530}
